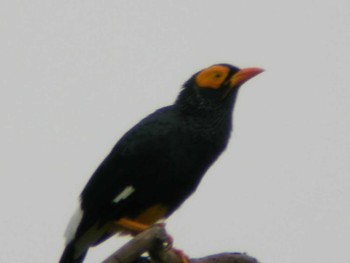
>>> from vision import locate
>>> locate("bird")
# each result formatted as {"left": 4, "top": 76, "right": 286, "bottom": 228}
{"left": 59, "top": 63, "right": 263, "bottom": 263}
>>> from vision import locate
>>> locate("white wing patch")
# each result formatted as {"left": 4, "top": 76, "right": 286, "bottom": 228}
{"left": 64, "top": 206, "right": 84, "bottom": 244}
{"left": 113, "top": 185, "right": 135, "bottom": 204}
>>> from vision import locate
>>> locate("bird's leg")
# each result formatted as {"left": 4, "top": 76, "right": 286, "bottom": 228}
{"left": 160, "top": 233, "right": 189, "bottom": 263}
{"left": 115, "top": 218, "right": 149, "bottom": 233}
{"left": 116, "top": 220, "right": 189, "bottom": 263}
{"left": 171, "top": 248, "right": 190, "bottom": 263}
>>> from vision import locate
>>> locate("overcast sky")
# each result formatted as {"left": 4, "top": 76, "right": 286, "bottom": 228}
{"left": 1, "top": 1, "right": 349, "bottom": 263}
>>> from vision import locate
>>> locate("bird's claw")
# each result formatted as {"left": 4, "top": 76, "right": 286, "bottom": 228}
{"left": 172, "top": 248, "right": 190, "bottom": 263}
{"left": 163, "top": 233, "right": 174, "bottom": 249}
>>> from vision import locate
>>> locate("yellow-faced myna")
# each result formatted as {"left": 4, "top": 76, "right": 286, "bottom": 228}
{"left": 59, "top": 64, "right": 263, "bottom": 263}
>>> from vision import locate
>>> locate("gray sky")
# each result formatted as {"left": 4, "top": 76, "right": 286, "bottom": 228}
{"left": 1, "top": 1, "right": 349, "bottom": 263}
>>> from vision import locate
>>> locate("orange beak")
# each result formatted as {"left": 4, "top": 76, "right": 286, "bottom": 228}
{"left": 229, "top": 67, "right": 264, "bottom": 88}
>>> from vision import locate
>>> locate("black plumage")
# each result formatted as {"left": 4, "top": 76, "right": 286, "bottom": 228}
{"left": 59, "top": 64, "right": 263, "bottom": 263}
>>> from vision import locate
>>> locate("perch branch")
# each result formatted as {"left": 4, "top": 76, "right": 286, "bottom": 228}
{"left": 102, "top": 225, "right": 259, "bottom": 263}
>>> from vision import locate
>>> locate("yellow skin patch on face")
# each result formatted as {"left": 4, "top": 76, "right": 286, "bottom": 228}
{"left": 195, "top": 65, "right": 230, "bottom": 89}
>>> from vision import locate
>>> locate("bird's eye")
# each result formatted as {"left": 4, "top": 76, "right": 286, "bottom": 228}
{"left": 213, "top": 73, "right": 221, "bottom": 78}
{"left": 195, "top": 65, "right": 230, "bottom": 89}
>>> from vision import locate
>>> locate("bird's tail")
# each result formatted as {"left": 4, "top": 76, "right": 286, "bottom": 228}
{"left": 59, "top": 241, "right": 88, "bottom": 263}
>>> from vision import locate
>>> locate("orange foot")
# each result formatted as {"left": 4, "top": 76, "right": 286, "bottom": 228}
{"left": 115, "top": 218, "right": 150, "bottom": 234}
{"left": 172, "top": 248, "right": 190, "bottom": 263}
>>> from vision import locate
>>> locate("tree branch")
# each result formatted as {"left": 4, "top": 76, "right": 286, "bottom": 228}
{"left": 102, "top": 225, "right": 259, "bottom": 263}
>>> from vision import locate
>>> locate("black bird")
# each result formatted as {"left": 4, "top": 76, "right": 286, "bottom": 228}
{"left": 59, "top": 64, "right": 263, "bottom": 263}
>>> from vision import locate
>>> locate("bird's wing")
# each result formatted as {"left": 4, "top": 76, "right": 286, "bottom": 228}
{"left": 80, "top": 107, "right": 180, "bottom": 215}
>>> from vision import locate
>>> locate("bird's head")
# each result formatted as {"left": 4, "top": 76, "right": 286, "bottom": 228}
{"left": 176, "top": 64, "right": 263, "bottom": 112}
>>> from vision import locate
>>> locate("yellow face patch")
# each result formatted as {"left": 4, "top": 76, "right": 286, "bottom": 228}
{"left": 195, "top": 65, "right": 230, "bottom": 89}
